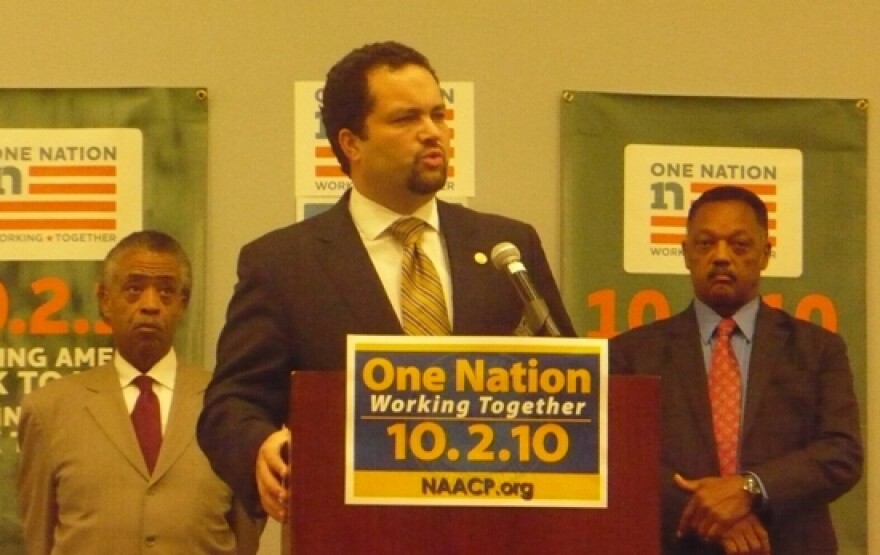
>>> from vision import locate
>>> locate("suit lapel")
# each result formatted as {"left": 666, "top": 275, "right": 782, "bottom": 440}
{"left": 439, "top": 202, "right": 496, "bottom": 334}
{"left": 83, "top": 365, "right": 151, "bottom": 479}
{"left": 313, "top": 194, "right": 402, "bottom": 333}
{"left": 741, "top": 303, "right": 786, "bottom": 443}
{"left": 667, "top": 308, "right": 718, "bottom": 455}
{"left": 151, "top": 365, "right": 202, "bottom": 480}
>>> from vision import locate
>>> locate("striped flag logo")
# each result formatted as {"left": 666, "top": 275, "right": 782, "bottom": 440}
{"left": 1, "top": 164, "right": 119, "bottom": 232}
{"left": 623, "top": 144, "right": 802, "bottom": 277}
{"left": 0, "top": 129, "right": 142, "bottom": 261}
{"left": 649, "top": 183, "right": 778, "bottom": 249}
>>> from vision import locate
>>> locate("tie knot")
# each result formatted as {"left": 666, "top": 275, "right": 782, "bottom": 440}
{"left": 132, "top": 375, "right": 154, "bottom": 394}
{"left": 716, "top": 318, "right": 737, "bottom": 338}
{"left": 389, "top": 217, "right": 428, "bottom": 247}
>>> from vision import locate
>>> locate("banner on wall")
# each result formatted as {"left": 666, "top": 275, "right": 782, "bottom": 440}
{"left": 559, "top": 92, "right": 867, "bottom": 552}
{"left": 0, "top": 88, "right": 207, "bottom": 553}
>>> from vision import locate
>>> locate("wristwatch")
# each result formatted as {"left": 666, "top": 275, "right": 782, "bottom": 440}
{"left": 741, "top": 473, "right": 763, "bottom": 508}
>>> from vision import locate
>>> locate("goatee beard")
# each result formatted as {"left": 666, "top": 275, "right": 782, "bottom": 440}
{"left": 407, "top": 167, "right": 447, "bottom": 196}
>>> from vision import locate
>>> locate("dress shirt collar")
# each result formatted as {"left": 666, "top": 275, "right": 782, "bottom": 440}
{"left": 349, "top": 187, "right": 440, "bottom": 239}
{"left": 694, "top": 296, "right": 760, "bottom": 346}
{"left": 115, "top": 348, "right": 177, "bottom": 390}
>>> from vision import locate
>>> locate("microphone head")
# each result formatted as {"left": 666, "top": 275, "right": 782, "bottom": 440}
{"left": 490, "top": 242, "right": 521, "bottom": 270}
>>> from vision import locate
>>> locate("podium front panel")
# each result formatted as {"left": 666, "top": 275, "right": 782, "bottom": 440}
{"left": 289, "top": 371, "right": 659, "bottom": 554}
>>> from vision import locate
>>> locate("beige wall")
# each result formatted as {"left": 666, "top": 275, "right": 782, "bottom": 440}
{"left": 5, "top": 1, "right": 877, "bottom": 553}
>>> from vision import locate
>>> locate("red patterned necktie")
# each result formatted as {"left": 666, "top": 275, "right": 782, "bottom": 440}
{"left": 388, "top": 217, "right": 451, "bottom": 336}
{"left": 131, "top": 375, "right": 162, "bottom": 473}
{"left": 709, "top": 318, "right": 741, "bottom": 476}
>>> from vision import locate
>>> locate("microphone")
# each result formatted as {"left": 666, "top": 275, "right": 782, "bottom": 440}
{"left": 490, "top": 242, "right": 562, "bottom": 337}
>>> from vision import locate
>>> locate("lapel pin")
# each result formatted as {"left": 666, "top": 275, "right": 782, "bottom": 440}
{"left": 474, "top": 252, "right": 488, "bottom": 265}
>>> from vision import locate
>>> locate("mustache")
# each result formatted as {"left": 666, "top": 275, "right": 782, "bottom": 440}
{"left": 708, "top": 268, "right": 735, "bottom": 280}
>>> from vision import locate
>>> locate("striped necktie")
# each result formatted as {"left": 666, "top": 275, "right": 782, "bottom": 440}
{"left": 388, "top": 217, "right": 451, "bottom": 335}
{"left": 708, "top": 318, "right": 741, "bottom": 475}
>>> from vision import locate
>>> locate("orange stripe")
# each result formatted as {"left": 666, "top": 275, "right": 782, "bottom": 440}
{"left": 0, "top": 201, "right": 116, "bottom": 212}
{"left": 29, "top": 183, "right": 117, "bottom": 194}
{"left": 0, "top": 219, "right": 116, "bottom": 230}
{"left": 315, "top": 146, "right": 334, "bottom": 158}
{"left": 650, "top": 233, "right": 685, "bottom": 244}
{"left": 29, "top": 165, "right": 117, "bottom": 177}
{"left": 316, "top": 165, "right": 345, "bottom": 177}
{"left": 445, "top": 109, "right": 454, "bottom": 120}
{"left": 743, "top": 184, "right": 776, "bottom": 195}
{"left": 447, "top": 166, "right": 455, "bottom": 178}
{"left": 651, "top": 216, "right": 687, "bottom": 227}
{"left": 691, "top": 183, "right": 777, "bottom": 195}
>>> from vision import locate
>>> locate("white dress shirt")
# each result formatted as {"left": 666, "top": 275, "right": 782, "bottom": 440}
{"left": 116, "top": 348, "right": 177, "bottom": 434}
{"left": 348, "top": 188, "right": 454, "bottom": 326}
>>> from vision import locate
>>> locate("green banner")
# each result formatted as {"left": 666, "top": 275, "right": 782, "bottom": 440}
{"left": 560, "top": 92, "right": 866, "bottom": 553}
{"left": 0, "top": 88, "right": 207, "bottom": 553}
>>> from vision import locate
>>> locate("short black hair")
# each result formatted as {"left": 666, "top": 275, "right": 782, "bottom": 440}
{"left": 320, "top": 41, "right": 438, "bottom": 176}
{"left": 687, "top": 185, "right": 769, "bottom": 233}
{"left": 102, "top": 230, "right": 192, "bottom": 297}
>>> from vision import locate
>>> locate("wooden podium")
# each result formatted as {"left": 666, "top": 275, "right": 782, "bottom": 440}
{"left": 288, "top": 372, "right": 659, "bottom": 554}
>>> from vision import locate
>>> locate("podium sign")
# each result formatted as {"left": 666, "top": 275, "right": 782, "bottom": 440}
{"left": 289, "top": 372, "right": 659, "bottom": 554}
{"left": 345, "top": 335, "right": 608, "bottom": 508}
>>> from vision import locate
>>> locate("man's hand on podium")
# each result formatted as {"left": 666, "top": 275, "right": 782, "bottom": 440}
{"left": 257, "top": 427, "right": 291, "bottom": 522}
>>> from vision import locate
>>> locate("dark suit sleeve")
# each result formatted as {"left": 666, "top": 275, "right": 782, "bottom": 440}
{"left": 609, "top": 326, "right": 691, "bottom": 545}
{"left": 198, "top": 240, "right": 293, "bottom": 516}
{"left": 744, "top": 325, "right": 863, "bottom": 515}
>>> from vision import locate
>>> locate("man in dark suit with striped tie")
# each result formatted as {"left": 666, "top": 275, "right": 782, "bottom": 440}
{"left": 198, "top": 41, "right": 576, "bottom": 523}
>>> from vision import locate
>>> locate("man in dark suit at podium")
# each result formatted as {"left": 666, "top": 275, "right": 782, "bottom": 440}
{"left": 610, "top": 186, "right": 862, "bottom": 554}
{"left": 197, "top": 41, "right": 575, "bottom": 522}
